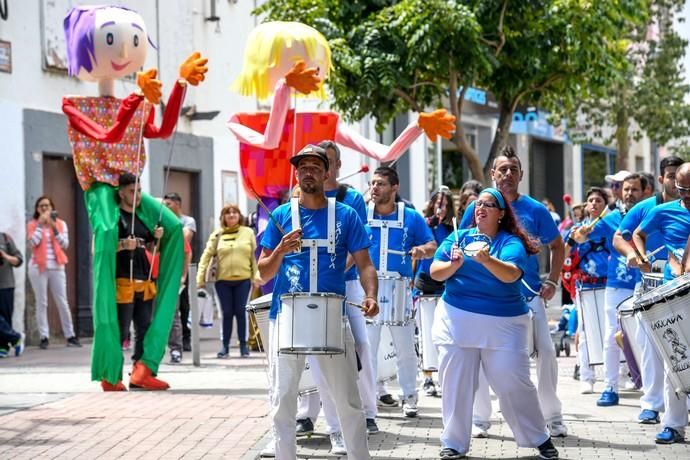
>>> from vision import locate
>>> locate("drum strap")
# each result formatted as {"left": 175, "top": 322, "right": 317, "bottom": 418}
{"left": 367, "top": 202, "right": 405, "bottom": 276}
{"left": 290, "top": 197, "right": 336, "bottom": 292}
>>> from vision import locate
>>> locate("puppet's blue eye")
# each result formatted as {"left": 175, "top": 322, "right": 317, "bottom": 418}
{"left": 106, "top": 32, "right": 114, "bottom": 46}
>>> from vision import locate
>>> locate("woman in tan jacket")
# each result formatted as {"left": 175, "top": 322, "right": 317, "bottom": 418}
{"left": 197, "top": 204, "right": 260, "bottom": 358}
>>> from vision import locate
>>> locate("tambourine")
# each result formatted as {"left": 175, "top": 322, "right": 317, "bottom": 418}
{"left": 461, "top": 233, "right": 492, "bottom": 257}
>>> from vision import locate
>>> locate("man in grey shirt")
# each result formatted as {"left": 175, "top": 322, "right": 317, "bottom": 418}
{"left": 164, "top": 193, "right": 196, "bottom": 359}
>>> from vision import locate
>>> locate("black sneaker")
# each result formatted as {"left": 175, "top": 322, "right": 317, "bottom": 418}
{"left": 66, "top": 337, "right": 82, "bottom": 347}
{"left": 39, "top": 337, "right": 49, "bottom": 349}
{"left": 170, "top": 350, "right": 182, "bottom": 364}
{"left": 423, "top": 377, "right": 437, "bottom": 396}
{"left": 366, "top": 418, "right": 379, "bottom": 434}
{"left": 295, "top": 418, "right": 314, "bottom": 437}
{"left": 378, "top": 394, "right": 398, "bottom": 407}
{"left": 182, "top": 338, "right": 192, "bottom": 352}
{"left": 439, "top": 447, "right": 465, "bottom": 459}
{"left": 537, "top": 438, "right": 559, "bottom": 460}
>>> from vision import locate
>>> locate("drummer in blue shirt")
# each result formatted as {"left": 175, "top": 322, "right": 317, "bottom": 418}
{"left": 633, "top": 161, "right": 690, "bottom": 445}
{"left": 612, "top": 156, "right": 684, "bottom": 425}
{"left": 366, "top": 166, "right": 436, "bottom": 418}
{"left": 460, "top": 145, "right": 567, "bottom": 438}
{"left": 258, "top": 145, "right": 379, "bottom": 459}
{"left": 430, "top": 187, "right": 559, "bottom": 460}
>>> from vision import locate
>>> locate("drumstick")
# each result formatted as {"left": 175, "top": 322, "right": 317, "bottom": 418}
{"left": 646, "top": 245, "right": 664, "bottom": 261}
{"left": 247, "top": 182, "right": 286, "bottom": 235}
{"left": 452, "top": 216, "right": 459, "bottom": 244}
{"left": 620, "top": 229, "right": 648, "bottom": 264}
{"left": 584, "top": 202, "right": 616, "bottom": 231}
{"left": 337, "top": 164, "right": 369, "bottom": 182}
{"left": 387, "top": 249, "right": 412, "bottom": 256}
{"left": 346, "top": 300, "right": 366, "bottom": 310}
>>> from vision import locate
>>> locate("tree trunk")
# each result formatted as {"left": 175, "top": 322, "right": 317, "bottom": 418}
{"left": 483, "top": 100, "right": 516, "bottom": 183}
{"left": 448, "top": 70, "right": 484, "bottom": 182}
{"left": 615, "top": 107, "right": 630, "bottom": 171}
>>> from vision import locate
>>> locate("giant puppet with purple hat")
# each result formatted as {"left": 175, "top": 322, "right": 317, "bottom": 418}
{"left": 227, "top": 21, "right": 456, "bottom": 293}
{"left": 62, "top": 5, "right": 208, "bottom": 391}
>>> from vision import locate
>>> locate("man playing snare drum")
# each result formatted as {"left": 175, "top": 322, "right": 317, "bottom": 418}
{"left": 632, "top": 161, "right": 690, "bottom": 445}
{"left": 367, "top": 166, "right": 437, "bottom": 417}
{"left": 258, "top": 144, "right": 379, "bottom": 460}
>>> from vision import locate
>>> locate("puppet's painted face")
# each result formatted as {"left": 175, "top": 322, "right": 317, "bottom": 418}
{"left": 266, "top": 41, "right": 328, "bottom": 92}
{"left": 82, "top": 7, "right": 148, "bottom": 81}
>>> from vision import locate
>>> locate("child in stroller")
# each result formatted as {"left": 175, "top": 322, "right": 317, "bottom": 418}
{"left": 551, "top": 305, "right": 574, "bottom": 357}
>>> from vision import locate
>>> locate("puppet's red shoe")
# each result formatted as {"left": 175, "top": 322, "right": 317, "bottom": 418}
{"left": 101, "top": 380, "right": 127, "bottom": 392}
{"left": 129, "top": 361, "right": 170, "bottom": 391}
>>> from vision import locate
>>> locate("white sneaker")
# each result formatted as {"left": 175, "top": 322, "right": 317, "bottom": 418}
{"left": 259, "top": 438, "right": 275, "bottom": 457}
{"left": 471, "top": 423, "right": 489, "bottom": 438}
{"left": 580, "top": 381, "right": 594, "bottom": 394}
{"left": 548, "top": 421, "right": 568, "bottom": 437}
{"left": 402, "top": 395, "right": 418, "bottom": 417}
{"left": 329, "top": 432, "right": 347, "bottom": 455}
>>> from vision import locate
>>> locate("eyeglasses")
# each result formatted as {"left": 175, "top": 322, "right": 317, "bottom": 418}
{"left": 475, "top": 200, "right": 499, "bottom": 209}
{"left": 676, "top": 182, "right": 690, "bottom": 194}
{"left": 611, "top": 182, "right": 621, "bottom": 190}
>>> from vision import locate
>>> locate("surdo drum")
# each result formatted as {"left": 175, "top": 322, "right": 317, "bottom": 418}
{"left": 373, "top": 275, "right": 413, "bottom": 326}
{"left": 634, "top": 274, "right": 690, "bottom": 394}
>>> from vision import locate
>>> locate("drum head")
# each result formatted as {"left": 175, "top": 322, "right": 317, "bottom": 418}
{"left": 464, "top": 241, "right": 489, "bottom": 257}
{"left": 633, "top": 274, "right": 690, "bottom": 311}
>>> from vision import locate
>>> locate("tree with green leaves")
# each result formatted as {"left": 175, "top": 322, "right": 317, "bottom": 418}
{"left": 549, "top": 1, "right": 690, "bottom": 169}
{"left": 255, "top": 0, "right": 650, "bottom": 183}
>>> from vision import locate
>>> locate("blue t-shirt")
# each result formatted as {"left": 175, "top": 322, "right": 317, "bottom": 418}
{"left": 619, "top": 196, "right": 667, "bottom": 263}
{"left": 326, "top": 186, "right": 368, "bottom": 281}
{"left": 369, "top": 207, "right": 434, "bottom": 278}
{"left": 415, "top": 222, "right": 453, "bottom": 278}
{"left": 638, "top": 200, "right": 690, "bottom": 281}
{"left": 435, "top": 228, "right": 529, "bottom": 316}
{"left": 261, "top": 201, "right": 371, "bottom": 319}
{"left": 565, "top": 221, "right": 609, "bottom": 288}
{"left": 588, "top": 209, "right": 639, "bottom": 289}
{"left": 461, "top": 194, "right": 560, "bottom": 297}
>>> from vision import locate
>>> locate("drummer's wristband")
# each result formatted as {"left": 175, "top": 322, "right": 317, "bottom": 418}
{"left": 566, "top": 237, "right": 577, "bottom": 247}
{"left": 544, "top": 279, "right": 559, "bottom": 289}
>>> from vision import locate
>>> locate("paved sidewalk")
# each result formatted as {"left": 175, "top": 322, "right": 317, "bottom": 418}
{"left": 2, "top": 335, "right": 689, "bottom": 459}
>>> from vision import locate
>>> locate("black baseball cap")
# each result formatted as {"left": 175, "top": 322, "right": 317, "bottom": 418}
{"left": 290, "top": 144, "right": 329, "bottom": 171}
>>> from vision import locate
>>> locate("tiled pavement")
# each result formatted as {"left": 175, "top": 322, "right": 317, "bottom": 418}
{"left": 2, "top": 335, "right": 689, "bottom": 459}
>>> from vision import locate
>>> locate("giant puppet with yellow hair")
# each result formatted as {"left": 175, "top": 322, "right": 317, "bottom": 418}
{"left": 228, "top": 21, "right": 455, "bottom": 214}
{"left": 61, "top": 5, "right": 208, "bottom": 391}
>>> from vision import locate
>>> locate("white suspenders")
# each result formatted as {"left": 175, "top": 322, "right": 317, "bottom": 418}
{"left": 290, "top": 198, "right": 336, "bottom": 292}
{"left": 367, "top": 202, "right": 405, "bottom": 276}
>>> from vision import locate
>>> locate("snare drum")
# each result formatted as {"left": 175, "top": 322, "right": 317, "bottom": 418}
{"left": 375, "top": 324, "right": 398, "bottom": 384}
{"left": 634, "top": 274, "right": 690, "bottom": 394}
{"left": 577, "top": 288, "right": 607, "bottom": 366}
{"left": 417, "top": 295, "right": 440, "bottom": 371}
{"left": 373, "top": 275, "right": 413, "bottom": 326}
{"left": 246, "top": 294, "right": 317, "bottom": 396}
{"left": 641, "top": 272, "right": 664, "bottom": 293}
{"left": 278, "top": 293, "right": 345, "bottom": 355}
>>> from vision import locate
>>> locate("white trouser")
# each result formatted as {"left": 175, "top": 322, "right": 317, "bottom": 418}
{"left": 473, "top": 296, "right": 562, "bottom": 424}
{"left": 661, "top": 366, "right": 689, "bottom": 435}
{"left": 269, "top": 319, "right": 370, "bottom": 460}
{"left": 434, "top": 313, "right": 549, "bottom": 453}
{"left": 368, "top": 322, "right": 418, "bottom": 397}
{"left": 575, "top": 295, "right": 595, "bottom": 383}
{"left": 297, "top": 281, "right": 378, "bottom": 429}
{"left": 636, "top": 313, "right": 665, "bottom": 411}
{"left": 28, "top": 265, "right": 75, "bottom": 339}
{"left": 603, "top": 288, "right": 632, "bottom": 390}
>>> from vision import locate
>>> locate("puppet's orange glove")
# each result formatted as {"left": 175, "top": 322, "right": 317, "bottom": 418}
{"left": 136, "top": 68, "right": 162, "bottom": 104}
{"left": 179, "top": 52, "right": 209, "bottom": 86}
{"left": 285, "top": 60, "right": 321, "bottom": 95}
{"left": 418, "top": 109, "right": 456, "bottom": 142}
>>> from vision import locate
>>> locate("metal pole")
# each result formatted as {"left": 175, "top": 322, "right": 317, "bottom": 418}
{"left": 188, "top": 263, "right": 200, "bottom": 367}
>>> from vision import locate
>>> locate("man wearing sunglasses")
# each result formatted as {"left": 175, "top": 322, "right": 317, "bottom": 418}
{"left": 606, "top": 170, "right": 632, "bottom": 212}
{"left": 632, "top": 162, "right": 690, "bottom": 445}
{"left": 612, "top": 156, "right": 684, "bottom": 425}
{"left": 460, "top": 145, "right": 567, "bottom": 438}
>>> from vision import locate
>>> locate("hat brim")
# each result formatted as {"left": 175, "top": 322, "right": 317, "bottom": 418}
{"left": 290, "top": 153, "right": 329, "bottom": 171}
